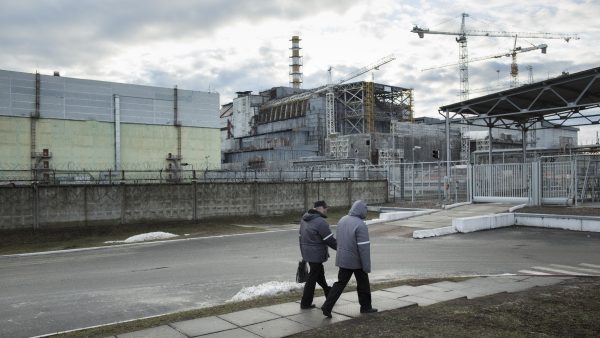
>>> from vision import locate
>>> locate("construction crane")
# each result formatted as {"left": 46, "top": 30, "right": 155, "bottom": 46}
{"left": 422, "top": 39, "right": 548, "bottom": 88}
{"left": 411, "top": 12, "right": 579, "bottom": 100}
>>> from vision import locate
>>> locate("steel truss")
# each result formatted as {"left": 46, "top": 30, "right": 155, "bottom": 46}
{"left": 335, "top": 82, "right": 413, "bottom": 135}
{"left": 440, "top": 67, "right": 600, "bottom": 164}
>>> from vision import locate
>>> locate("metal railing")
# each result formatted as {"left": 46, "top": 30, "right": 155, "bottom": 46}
{"left": 0, "top": 167, "right": 388, "bottom": 185}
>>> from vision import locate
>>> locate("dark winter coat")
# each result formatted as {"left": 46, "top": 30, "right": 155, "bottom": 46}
{"left": 299, "top": 209, "right": 337, "bottom": 263}
{"left": 335, "top": 200, "right": 371, "bottom": 273}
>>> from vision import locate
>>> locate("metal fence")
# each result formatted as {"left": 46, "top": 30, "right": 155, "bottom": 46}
{"left": 0, "top": 167, "right": 388, "bottom": 185}
{"left": 386, "top": 161, "right": 469, "bottom": 204}
{"left": 4, "top": 155, "right": 598, "bottom": 206}
{"left": 472, "top": 163, "right": 531, "bottom": 203}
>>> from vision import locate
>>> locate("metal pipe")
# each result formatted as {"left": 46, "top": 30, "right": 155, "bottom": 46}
{"left": 113, "top": 95, "right": 121, "bottom": 171}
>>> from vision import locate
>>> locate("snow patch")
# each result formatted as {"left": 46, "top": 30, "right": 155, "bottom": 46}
{"left": 104, "top": 231, "right": 179, "bottom": 244}
{"left": 228, "top": 281, "right": 304, "bottom": 302}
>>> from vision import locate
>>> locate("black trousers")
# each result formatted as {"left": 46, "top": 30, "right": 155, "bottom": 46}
{"left": 301, "top": 262, "right": 330, "bottom": 307}
{"left": 322, "top": 267, "right": 372, "bottom": 312}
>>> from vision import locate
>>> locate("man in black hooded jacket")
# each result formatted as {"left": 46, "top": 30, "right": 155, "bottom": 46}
{"left": 299, "top": 200, "right": 337, "bottom": 309}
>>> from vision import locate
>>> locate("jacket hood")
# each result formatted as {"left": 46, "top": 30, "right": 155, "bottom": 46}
{"left": 302, "top": 208, "right": 327, "bottom": 221}
{"left": 348, "top": 200, "right": 367, "bottom": 219}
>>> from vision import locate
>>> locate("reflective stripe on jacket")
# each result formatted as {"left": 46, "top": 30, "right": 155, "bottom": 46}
{"left": 299, "top": 209, "right": 337, "bottom": 263}
{"left": 335, "top": 200, "right": 371, "bottom": 273}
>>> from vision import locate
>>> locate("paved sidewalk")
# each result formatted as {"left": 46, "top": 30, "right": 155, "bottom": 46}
{"left": 112, "top": 275, "right": 569, "bottom": 338}
{"left": 384, "top": 203, "right": 514, "bottom": 230}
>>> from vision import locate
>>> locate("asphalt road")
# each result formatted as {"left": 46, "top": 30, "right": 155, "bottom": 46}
{"left": 1, "top": 225, "right": 599, "bottom": 337}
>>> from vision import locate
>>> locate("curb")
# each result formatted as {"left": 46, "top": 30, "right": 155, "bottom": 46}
{"left": 413, "top": 213, "right": 600, "bottom": 239}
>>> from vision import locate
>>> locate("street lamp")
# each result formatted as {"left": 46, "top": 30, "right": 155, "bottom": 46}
{"left": 411, "top": 146, "right": 421, "bottom": 202}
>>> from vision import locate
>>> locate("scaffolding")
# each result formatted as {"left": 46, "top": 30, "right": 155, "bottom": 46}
{"left": 335, "top": 82, "right": 413, "bottom": 135}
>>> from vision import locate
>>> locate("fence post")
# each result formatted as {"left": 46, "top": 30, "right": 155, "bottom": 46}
{"left": 400, "top": 159, "right": 405, "bottom": 200}
{"left": 467, "top": 164, "right": 473, "bottom": 203}
{"left": 530, "top": 161, "right": 541, "bottom": 206}
{"left": 573, "top": 158, "right": 578, "bottom": 206}
{"left": 32, "top": 182, "right": 39, "bottom": 230}
{"left": 347, "top": 179, "right": 353, "bottom": 207}
{"left": 192, "top": 180, "right": 197, "bottom": 221}
{"left": 120, "top": 184, "right": 126, "bottom": 225}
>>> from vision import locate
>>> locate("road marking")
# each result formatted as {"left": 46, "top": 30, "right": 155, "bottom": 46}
{"left": 531, "top": 266, "right": 590, "bottom": 276}
{"left": 580, "top": 263, "right": 600, "bottom": 269}
{"left": 518, "top": 269, "right": 552, "bottom": 275}
{"left": 550, "top": 264, "right": 600, "bottom": 275}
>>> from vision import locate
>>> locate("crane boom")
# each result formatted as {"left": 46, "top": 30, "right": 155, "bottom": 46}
{"left": 314, "top": 54, "right": 396, "bottom": 94}
{"left": 421, "top": 43, "right": 547, "bottom": 71}
{"left": 411, "top": 13, "right": 578, "bottom": 100}
{"left": 411, "top": 26, "right": 579, "bottom": 42}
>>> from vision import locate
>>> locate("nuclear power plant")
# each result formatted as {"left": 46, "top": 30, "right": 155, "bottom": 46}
{"left": 219, "top": 35, "right": 579, "bottom": 170}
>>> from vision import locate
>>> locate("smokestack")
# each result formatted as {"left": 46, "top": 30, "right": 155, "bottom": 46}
{"left": 289, "top": 35, "right": 302, "bottom": 89}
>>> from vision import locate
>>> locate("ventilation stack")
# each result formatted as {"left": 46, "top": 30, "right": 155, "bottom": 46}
{"left": 289, "top": 35, "right": 303, "bottom": 89}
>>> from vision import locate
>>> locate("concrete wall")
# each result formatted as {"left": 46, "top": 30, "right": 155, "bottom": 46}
{"left": 0, "top": 116, "right": 221, "bottom": 170}
{"left": 0, "top": 180, "right": 388, "bottom": 230}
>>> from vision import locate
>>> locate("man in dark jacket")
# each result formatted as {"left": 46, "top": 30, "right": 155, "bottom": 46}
{"left": 321, "top": 200, "right": 377, "bottom": 317}
{"left": 299, "top": 200, "right": 337, "bottom": 309}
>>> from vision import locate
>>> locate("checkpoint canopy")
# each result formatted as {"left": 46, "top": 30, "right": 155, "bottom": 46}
{"left": 439, "top": 66, "right": 600, "bottom": 163}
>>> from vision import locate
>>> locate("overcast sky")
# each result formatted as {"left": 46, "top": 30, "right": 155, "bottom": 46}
{"left": 1, "top": 0, "right": 599, "bottom": 143}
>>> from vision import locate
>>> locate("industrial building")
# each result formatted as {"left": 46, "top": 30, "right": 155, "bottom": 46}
{"left": 219, "top": 36, "right": 579, "bottom": 170}
{"left": 0, "top": 69, "right": 220, "bottom": 181}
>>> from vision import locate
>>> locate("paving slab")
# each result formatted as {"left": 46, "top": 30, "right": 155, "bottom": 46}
{"left": 170, "top": 316, "right": 237, "bottom": 337}
{"left": 287, "top": 310, "right": 351, "bottom": 328}
{"left": 243, "top": 317, "right": 312, "bottom": 338}
{"left": 116, "top": 325, "right": 187, "bottom": 338}
{"left": 330, "top": 301, "right": 363, "bottom": 318}
{"left": 261, "top": 302, "right": 307, "bottom": 317}
{"left": 456, "top": 286, "right": 508, "bottom": 299}
{"left": 201, "top": 328, "right": 261, "bottom": 338}
{"left": 218, "top": 308, "right": 281, "bottom": 327}
{"left": 397, "top": 295, "right": 443, "bottom": 307}
{"left": 413, "top": 290, "right": 467, "bottom": 302}
{"left": 372, "top": 290, "right": 405, "bottom": 300}
{"left": 381, "top": 285, "right": 419, "bottom": 297}
{"left": 411, "top": 284, "right": 452, "bottom": 295}
{"left": 427, "top": 280, "right": 472, "bottom": 290}
{"left": 307, "top": 295, "right": 352, "bottom": 308}
{"left": 372, "top": 298, "right": 418, "bottom": 311}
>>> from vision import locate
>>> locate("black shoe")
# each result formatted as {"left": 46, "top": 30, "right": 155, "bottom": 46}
{"left": 360, "top": 308, "right": 378, "bottom": 314}
{"left": 300, "top": 304, "right": 316, "bottom": 309}
{"left": 321, "top": 306, "right": 332, "bottom": 318}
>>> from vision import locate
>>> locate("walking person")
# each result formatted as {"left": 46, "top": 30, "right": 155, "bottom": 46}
{"left": 299, "top": 200, "right": 337, "bottom": 309}
{"left": 321, "top": 200, "right": 377, "bottom": 317}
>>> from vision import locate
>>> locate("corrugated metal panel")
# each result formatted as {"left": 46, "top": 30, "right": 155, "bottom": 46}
{"left": 0, "top": 69, "right": 219, "bottom": 128}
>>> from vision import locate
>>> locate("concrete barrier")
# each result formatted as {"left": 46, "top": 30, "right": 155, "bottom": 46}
{"left": 414, "top": 212, "right": 600, "bottom": 239}
{"left": 413, "top": 226, "right": 458, "bottom": 239}
{"left": 367, "top": 209, "right": 437, "bottom": 226}
{"left": 452, "top": 213, "right": 514, "bottom": 233}
{"left": 515, "top": 213, "right": 600, "bottom": 232}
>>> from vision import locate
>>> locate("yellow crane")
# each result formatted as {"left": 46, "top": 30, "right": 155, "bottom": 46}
{"left": 411, "top": 12, "right": 579, "bottom": 100}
